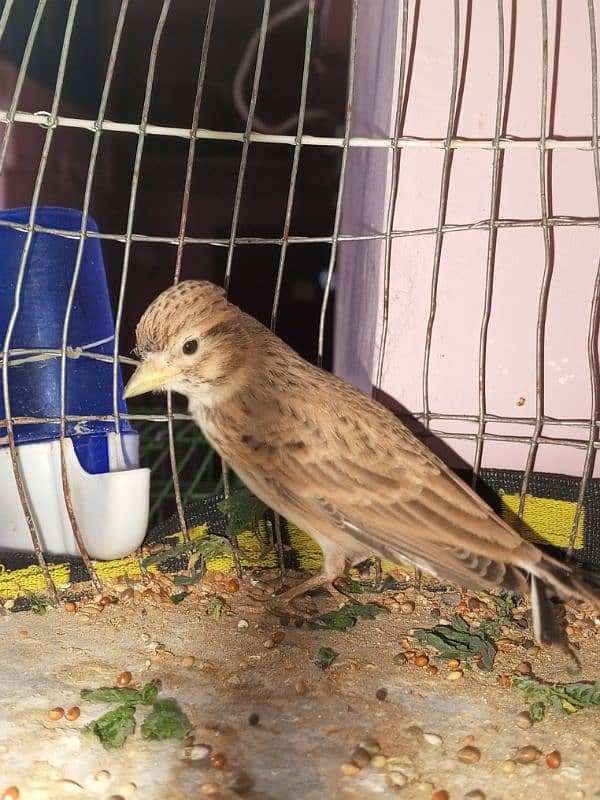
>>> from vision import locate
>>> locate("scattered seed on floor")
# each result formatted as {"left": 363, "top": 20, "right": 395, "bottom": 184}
{"left": 65, "top": 706, "right": 80, "bottom": 722}
{"left": 464, "top": 790, "right": 486, "bottom": 800}
{"left": 446, "top": 669, "right": 463, "bottom": 681}
{"left": 447, "top": 658, "right": 461, "bottom": 670}
{"left": 423, "top": 732, "right": 443, "bottom": 747}
{"left": 387, "top": 771, "right": 408, "bottom": 787}
{"left": 181, "top": 655, "right": 195, "bottom": 668}
{"left": 64, "top": 601, "right": 76, "bottom": 612}
{"left": 2, "top": 787, "right": 19, "bottom": 800}
{"left": 404, "top": 650, "right": 416, "bottom": 661}
{"left": 457, "top": 746, "right": 481, "bottom": 764}
{"left": 116, "top": 671, "right": 132, "bottom": 686}
{"left": 201, "top": 784, "right": 220, "bottom": 797}
{"left": 183, "top": 744, "right": 212, "bottom": 761}
{"left": 516, "top": 711, "right": 533, "bottom": 729}
{"left": 425, "top": 665, "right": 439, "bottom": 676}
{"left": 350, "top": 747, "right": 371, "bottom": 769}
{"left": 375, "top": 687, "right": 388, "bottom": 701}
{"left": 359, "top": 738, "right": 381, "bottom": 755}
{"left": 115, "top": 783, "right": 137, "bottom": 798}
{"left": 431, "top": 790, "right": 450, "bottom": 800}
{"left": 546, "top": 750, "right": 561, "bottom": 769}
{"left": 93, "top": 770, "right": 111, "bottom": 782}
{"left": 248, "top": 712, "right": 260, "bottom": 726}
{"left": 227, "top": 578, "right": 240, "bottom": 593}
{"left": 515, "top": 745, "right": 541, "bottom": 764}
{"left": 211, "top": 752, "right": 227, "bottom": 769}
{"left": 497, "top": 675, "right": 511, "bottom": 688}
{"left": 414, "top": 654, "right": 429, "bottom": 667}
{"left": 272, "top": 630, "right": 286, "bottom": 644}
{"left": 393, "top": 653, "right": 407, "bottom": 665}
{"left": 48, "top": 707, "right": 64, "bottom": 721}
{"left": 502, "top": 759, "right": 517, "bottom": 774}
{"left": 340, "top": 762, "right": 361, "bottom": 776}
{"left": 263, "top": 639, "right": 274, "bottom": 649}
{"left": 516, "top": 661, "right": 532, "bottom": 675}
{"left": 400, "top": 601, "right": 415, "bottom": 615}
{"left": 237, "top": 619, "right": 249, "bottom": 629}
{"left": 370, "top": 755, "right": 388, "bottom": 770}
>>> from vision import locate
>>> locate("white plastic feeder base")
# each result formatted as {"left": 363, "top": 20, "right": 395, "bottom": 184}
{"left": 0, "top": 434, "right": 150, "bottom": 560}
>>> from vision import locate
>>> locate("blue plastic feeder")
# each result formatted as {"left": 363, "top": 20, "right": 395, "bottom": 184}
{"left": 0, "top": 207, "right": 149, "bottom": 559}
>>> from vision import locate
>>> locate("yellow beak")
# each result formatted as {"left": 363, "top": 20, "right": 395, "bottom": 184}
{"left": 123, "top": 360, "right": 181, "bottom": 399}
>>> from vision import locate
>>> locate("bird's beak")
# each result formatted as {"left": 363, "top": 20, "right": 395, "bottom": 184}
{"left": 123, "top": 359, "right": 181, "bottom": 399}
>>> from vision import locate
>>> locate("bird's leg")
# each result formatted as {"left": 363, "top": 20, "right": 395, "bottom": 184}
{"left": 373, "top": 557, "right": 383, "bottom": 590}
{"left": 414, "top": 566, "right": 422, "bottom": 595}
{"left": 273, "top": 547, "right": 350, "bottom": 609}
{"left": 274, "top": 571, "right": 349, "bottom": 608}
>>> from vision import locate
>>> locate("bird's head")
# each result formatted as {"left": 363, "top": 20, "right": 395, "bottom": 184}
{"left": 124, "top": 280, "right": 251, "bottom": 406}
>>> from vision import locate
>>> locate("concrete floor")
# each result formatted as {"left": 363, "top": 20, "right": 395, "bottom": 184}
{"left": 0, "top": 570, "right": 599, "bottom": 800}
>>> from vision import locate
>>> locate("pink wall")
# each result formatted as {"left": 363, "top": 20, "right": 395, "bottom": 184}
{"left": 335, "top": 0, "right": 600, "bottom": 478}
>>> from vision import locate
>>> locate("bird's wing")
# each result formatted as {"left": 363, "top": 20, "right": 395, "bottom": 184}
{"left": 243, "top": 385, "right": 537, "bottom": 592}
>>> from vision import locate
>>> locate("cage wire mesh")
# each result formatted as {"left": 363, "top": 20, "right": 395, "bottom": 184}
{"left": 0, "top": 0, "right": 599, "bottom": 605}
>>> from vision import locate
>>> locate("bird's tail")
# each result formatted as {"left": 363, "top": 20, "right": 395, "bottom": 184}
{"left": 530, "top": 555, "right": 600, "bottom": 645}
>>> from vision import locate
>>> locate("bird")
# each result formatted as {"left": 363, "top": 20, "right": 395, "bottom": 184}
{"left": 124, "top": 280, "right": 599, "bottom": 645}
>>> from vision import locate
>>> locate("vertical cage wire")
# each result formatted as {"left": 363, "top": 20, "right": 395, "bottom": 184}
{"left": 518, "top": 0, "right": 553, "bottom": 517}
{"left": 421, "top": 0, "right": 463, "bottom": 432}
{"left": 270, "top": 0, "right": 315, "bottom": 331}
{"left": 374, "top": 0, "right": 410, "bottom": 394}
{"left": 166, "top": 0, "right": 218, "bottom": 547}
{"left": 223, "top": 0, "right": 271, "bottom": 294}
{"left": 57, "top": 0, "right": 130, "bottom": 591}
{"left": 222, "top": 0, "right": 272, "bottom": 576}
{"left": 269, "top": 0, "right": 317, "bottom": 582}
{"left": 317, "top": 0, "right": 359, "bottom": 369}
{"left": 472, "top": 0, "right": 506, "bottom": 488}
{"left": 112, "top": 0, "right": 172, "bottom": 457}
{"left": 0, "top": 0, "right": 46, "bottom": 174}
{"left": 0, "top": 0, "right": 80, "bottom": 601}
{"left": 568, "top": 0, "right": 600, "bottom": 555}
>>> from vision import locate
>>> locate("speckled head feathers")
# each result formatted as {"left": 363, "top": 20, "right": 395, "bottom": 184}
{"left": 135, "top": 280, "right": 230, "bottom": 357}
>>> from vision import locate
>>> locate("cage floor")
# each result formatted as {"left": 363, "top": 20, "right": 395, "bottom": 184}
{"left": 0, "top": 573, "right": 597, "bottom": 800}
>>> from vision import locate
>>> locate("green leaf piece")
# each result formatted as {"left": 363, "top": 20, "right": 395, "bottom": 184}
{"left": 81, "top": 682, "right": 158, "bottom": 706}
{"left": 514, "top": 676, "right": 600, "bottom": 722}
{"left": 309, "top": 603, "right": 388, "bottom": 632}
{"left": 81, "top": 687, "right": 142, "bottom": 704}
{"left": 413, "top": 614, "right": 497, "bottom": 671}
{"left": 24, "top": 591, "right": 50, "bottom": 615}
{"left": 142, "top": 534, "right": 231, "bottom": 568}
{"left": 139, "top": 682, "right": 160, "bottom": 705}
{"left": 170, "top": 591, "right": 188, "bottom": 605}
{"left": 342, "top": 575, "right": 407, "bottom": 594}
{"left": 316, "top": 646, "right": 339, "bottom": 670}
{"left": 217, "top": 487, "right": 268, "bottom": 538}
{"left": 208, "top": 596, "right": 225, "bottom": 620}
{"left": 86, "top": 703, "right": 136, "bottom": 750}
{"left": 140, "top": 699, "right": 192, "bottom": 741}
{"left": 172, "top": 574, "right": 203, "bottom": 585}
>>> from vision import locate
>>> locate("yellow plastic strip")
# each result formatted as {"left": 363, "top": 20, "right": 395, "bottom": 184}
{"left": 499, "top": 491, "right": 585, "bottom": 550}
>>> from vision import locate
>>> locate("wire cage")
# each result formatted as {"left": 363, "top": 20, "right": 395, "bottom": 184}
{"left": 1, "top": 0, "right": 600, "bottom": 606}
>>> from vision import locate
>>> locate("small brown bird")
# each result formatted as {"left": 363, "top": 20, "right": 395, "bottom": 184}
{"left": 125, "top": 280, "right": 598, "bottom": 643}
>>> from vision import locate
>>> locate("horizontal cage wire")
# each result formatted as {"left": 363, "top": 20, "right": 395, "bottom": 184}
{"left": 0, "top": 0, "right": 598, "bottom": 585}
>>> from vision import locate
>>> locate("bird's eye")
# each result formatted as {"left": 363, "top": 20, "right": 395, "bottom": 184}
{"left": 182, "top": 339, "right": 198, "bottom": 356}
